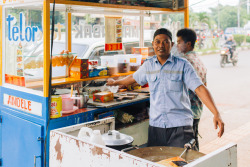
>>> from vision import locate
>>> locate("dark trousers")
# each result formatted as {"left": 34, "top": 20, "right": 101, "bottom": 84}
{"left": 193, "top": 119, "right": 200, "bottom": 151}
{"left": 229, "top": 48, "right": 233, "bottom": 59}
{"left": 147, "top": 125, "right": 195, "bottom": 149}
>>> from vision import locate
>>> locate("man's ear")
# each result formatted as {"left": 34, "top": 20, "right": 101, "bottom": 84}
{"left": 152, "top": 41, "right": 154, "bottom": 47}
{"left": 187, "top": 41, "right": 191, "bottom": 47}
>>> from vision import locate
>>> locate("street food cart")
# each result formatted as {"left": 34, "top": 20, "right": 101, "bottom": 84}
{"left": 50, "top": 118, "right": 237, "bottom": 167}
{"left": 0, "top": 0, "right": 236, "bottom": 167}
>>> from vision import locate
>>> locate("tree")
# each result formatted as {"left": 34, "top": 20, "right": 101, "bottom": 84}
{"left": 209, "top": 4, "right": 249, "bottom": 30}
{"left": 189, "top": 11, "right": 211, "bottom": 29}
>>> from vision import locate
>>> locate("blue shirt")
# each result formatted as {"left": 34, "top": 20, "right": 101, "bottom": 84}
{"left": 133, "top": 55, "right": 203, "bottom": 128}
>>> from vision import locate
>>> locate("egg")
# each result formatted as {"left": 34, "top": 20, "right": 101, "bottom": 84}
{"left": 30, "top": 60, "right": 36, "bottom": 69}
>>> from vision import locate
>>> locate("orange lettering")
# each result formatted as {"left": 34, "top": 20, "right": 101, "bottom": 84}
{"left": 28, "top": 101, "right": 31, "bottom": 111}
{"left": 7, "top": 96, "right": 11, "bottom": 105}
{"left": 21, "top": 99, "right": 24, "bottom": 109}
{"left": 16, "top": 98, "right": 20, "bottom": 108}
{"left": 11, "top": 96, "right": 15, "bottom": 105}
{"left": 113, "top": 44, "right": 117, "bottom": 50}
{"left": 24, "top": 100, "right": 27, "bottom": 110}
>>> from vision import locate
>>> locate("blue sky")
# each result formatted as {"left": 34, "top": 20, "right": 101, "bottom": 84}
{"left": 189, "top": 0, "right": 240, "bottom": 12}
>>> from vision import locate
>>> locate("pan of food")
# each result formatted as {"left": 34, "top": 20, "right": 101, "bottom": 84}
{"left": 125, "top": 139, "right": 205, "bottom": 166}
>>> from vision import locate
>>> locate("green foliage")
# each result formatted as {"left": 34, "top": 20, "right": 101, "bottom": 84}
{"left": 233, "top": 34, "right": 245, "bottom": 46}
{"left": 246, "top": 36, "right": 250, "bottom": 43}
{"left": 211, "top": 37, "right": 220, "bottom": 48}
{"left": 191, "top": 4, "right": 249, "bottom": 30}
{"left": 167, "top": 13, "right": 184, "bottom": 27}
{"left": 189, "top": 11, "right": 211, "bottom": 28}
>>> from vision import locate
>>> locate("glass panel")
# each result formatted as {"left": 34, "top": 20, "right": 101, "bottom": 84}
{"left": 20, "top": 9, "right": 69, "bottom": 79}
{"left": 71, "top": 13, "right": 140, "bottom": 65}
{"left": 144, "top": 13, "right": 184, "bottom": 58}
{"left": 4, "top": 5, "right": 44, "bottom": 91}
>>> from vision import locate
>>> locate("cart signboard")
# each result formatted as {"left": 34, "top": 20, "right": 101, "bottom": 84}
{"left": 3, "top": 93, "right": 42, "bottom": 116}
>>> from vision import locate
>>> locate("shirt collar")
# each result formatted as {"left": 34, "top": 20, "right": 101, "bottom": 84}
{"left": 154, "top": 54, "right": 173, "bottom": 64}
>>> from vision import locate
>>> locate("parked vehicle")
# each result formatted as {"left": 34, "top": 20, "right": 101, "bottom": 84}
{"left": 23, "top": 38, "right": 154, "bottom": 78}
{"left": 220, "top": 44, "right": 238, "bottom": 68}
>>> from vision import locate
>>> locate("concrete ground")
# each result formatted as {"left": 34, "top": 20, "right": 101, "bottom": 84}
{"left": 198, "top": 50, "right": 250, "bottom": 167}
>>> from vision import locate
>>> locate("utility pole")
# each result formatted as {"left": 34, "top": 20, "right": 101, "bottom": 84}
{"left": 238, "top": 1, "right": 240, "bottom": 28}
{"left": 218, "top": 0, "right": 220, "bottom": 30}
{"left": 248, "top": 0, "right": 249, "bottom": 15}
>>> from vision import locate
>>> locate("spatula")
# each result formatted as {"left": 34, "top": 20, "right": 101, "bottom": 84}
{"left": 156, "top": 139, "right": 196, "bottom": 167}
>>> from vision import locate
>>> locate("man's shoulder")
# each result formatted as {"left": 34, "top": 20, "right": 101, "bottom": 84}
{"left": 145, "top": 56, "right": 156, "bottom": 61}
{"left": 172, "top": 55, "right": 189, "bottom": 64}
{"left": 143, "top": 56, "right": 156, "bottom": 65}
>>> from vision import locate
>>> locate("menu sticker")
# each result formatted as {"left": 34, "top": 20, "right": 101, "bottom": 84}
{"left": 16, "top": 42, "right": 24, "bottom": 76}
{"left": 105, "top": 16, "right": 123, "bottom": 51}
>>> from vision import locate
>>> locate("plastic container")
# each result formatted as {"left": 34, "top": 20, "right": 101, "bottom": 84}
{"left": 78, "top": 127, "right": 93, "bottom": 141}
{"left": 129, "top": 54, "right": 142, "bottom": 71}
{"left": 90, "top": 130, "right": 106, "bottom": 146}
{"left": 60, "top": 94, "right": 74, "bottom": 111}
{"left": 101, "top": 56, "right": 118, "bottom": 75}
{"left": 114, "top": 54, "right": 130, "bottom": 73}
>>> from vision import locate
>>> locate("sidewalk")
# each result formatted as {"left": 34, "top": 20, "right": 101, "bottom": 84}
{"left": 199, "top": 106, "right": 250, "bottom": 167}
{"left": 198, "top": 50, "right": 250, "bottom": 167}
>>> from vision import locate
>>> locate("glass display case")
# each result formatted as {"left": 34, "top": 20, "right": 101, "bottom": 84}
{"left": 3, "top": 5, "right": 44, "bottom": 93}
{"left": 0, "top": 1, "right": 189, "bottom": 167}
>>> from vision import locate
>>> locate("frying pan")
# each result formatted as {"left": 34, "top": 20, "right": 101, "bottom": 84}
{"left": 156, "top": 139, "right": 197, "bottom": 166}
{"left": 127, "top": 146, "right": 204, "bottom": 163}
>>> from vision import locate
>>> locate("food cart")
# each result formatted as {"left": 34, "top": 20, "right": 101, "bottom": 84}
{"left": 0, "top": 0, "right": 236, "bottom": 167}
{"left": 50, "top": 118, "right": 237, "bottom": 167}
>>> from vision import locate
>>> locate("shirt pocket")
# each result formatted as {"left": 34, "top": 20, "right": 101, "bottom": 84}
{"left": 147, "top": 74, "right": 159, "bottom": 93}
{"left": 167, "top": 74, "right": 183, "bottom": 92}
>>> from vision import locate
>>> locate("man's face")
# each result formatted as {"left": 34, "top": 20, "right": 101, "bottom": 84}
{"left": 152, "top": 34, "right": 173, "bottom": 58}
{"left": 177, "top": 36, "right": 188, "bottom": 54}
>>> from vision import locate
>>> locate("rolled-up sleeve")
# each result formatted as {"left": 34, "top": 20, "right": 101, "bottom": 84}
{"left": 133, "top": 62, "right": 148, "bottom": 86}
{"left": 183, "top": 61, "right": 203, "bottom": 92}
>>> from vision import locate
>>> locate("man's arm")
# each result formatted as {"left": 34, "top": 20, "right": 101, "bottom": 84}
{"left": 106, "top": 74, "right": 136, "bottom": 86}
{"left": 195, "top": 85, "right": 224, "bottom": 137}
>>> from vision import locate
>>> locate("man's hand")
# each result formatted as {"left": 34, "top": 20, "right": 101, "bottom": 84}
{"left": 106, "top": 75, "right": 136, "bottom": 86}
{"left": 195, "top": 85, "right": 225, "bottom": 138}
{"left": 106, "top": 78, "right": 116, "bottom": 86}
{"left": 213, "top": 114, "right": 224, "bottom": 137}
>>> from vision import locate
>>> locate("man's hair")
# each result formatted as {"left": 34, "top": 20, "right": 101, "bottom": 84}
{"left": 177, "top": 28, "right": 197, "bottom": 48}
{"left": 153, "top": 28, "right": 172, "bottom": 42}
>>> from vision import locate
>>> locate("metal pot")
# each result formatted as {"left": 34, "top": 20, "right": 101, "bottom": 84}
{"left": 126, "top": 146, "right": 205, "bottom": 163}
{"left": 102, "top": 130, "right": 134, "bottom": 151}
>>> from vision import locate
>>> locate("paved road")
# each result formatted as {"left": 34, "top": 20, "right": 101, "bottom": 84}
{"left": 198, "top": 49, "right": 250, "bottom": 166}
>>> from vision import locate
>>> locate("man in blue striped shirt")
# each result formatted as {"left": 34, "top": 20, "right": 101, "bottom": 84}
{"left": 107, "top": 28, "right": 224, "bottom": 148}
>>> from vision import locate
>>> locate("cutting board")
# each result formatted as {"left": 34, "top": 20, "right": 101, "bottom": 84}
{"left": 114, "top": 92, "right": 139, "bottom": 101}
{"left": 133, "top": 87, "right": 150, "bottom": 93}
{"left": 87, "top": 94, "right": 149, "bottom": 108}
